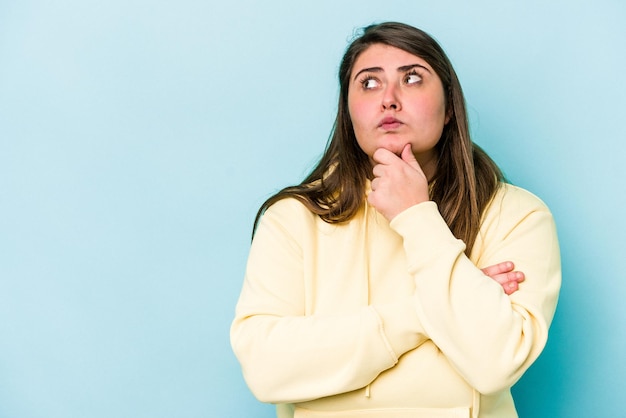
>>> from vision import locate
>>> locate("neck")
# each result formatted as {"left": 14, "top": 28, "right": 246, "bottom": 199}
{"left": 417, "top": 151, "right": 438, "bottom": 181}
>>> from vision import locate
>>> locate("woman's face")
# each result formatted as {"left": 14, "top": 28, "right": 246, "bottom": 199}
{"left": 348, "top": 44, "right": 448, "bottom": 167}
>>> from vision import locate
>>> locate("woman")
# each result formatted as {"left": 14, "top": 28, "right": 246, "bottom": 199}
{"left": 231, "top": 22, "right": 560, "bottom": 418}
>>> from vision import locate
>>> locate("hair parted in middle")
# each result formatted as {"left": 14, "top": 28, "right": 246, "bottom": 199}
{"left": 254, "top": 21, "right": 503, "bottom": 255}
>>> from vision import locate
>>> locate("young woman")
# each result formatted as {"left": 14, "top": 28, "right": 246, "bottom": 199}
{"left": 231, "top": 22, "right": 560, "bottom": 418}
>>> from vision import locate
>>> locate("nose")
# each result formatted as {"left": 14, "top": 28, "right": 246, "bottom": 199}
{"left": 381, "top": 84, "right": 401, "bottom": 111}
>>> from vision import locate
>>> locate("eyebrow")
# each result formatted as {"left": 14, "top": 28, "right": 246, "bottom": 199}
{"left": 353, "top": 64, "right": 431, "bottom": 81}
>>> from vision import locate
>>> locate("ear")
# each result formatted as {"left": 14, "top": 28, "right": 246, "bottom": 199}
{"left": 444, "top": 105, "right": 453, "bottom": 125}
{"left": 444, "top": 90, "right": 453, "bottom": 125}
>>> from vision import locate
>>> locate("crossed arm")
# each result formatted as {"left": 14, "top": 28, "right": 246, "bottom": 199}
{"left": 232, "top": 145, "right": 559, "bottom": 403}
{"left": 369, "top": 144, "right": 524, "bottom": 295}
{"left": 483, "top": 261, "right": 525, "bottom": 295}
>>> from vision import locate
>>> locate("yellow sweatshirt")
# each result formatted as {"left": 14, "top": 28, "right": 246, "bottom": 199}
{"left": 231, "top": 183, "right": 561, "bottom": 418}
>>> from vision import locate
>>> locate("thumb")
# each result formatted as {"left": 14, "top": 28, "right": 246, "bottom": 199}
{"left": 401, "top": 143, "right": 420, "bottom": 169}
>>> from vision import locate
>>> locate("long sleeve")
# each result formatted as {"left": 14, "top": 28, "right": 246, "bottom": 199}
{"left": 389, "top": 185, "right": 561, "bottom": 395}
{"left": 231, "top": 184, "right": 561, "bottom": 409}
{"left": 230, "top": 198, "right": 427, "bottom": 404}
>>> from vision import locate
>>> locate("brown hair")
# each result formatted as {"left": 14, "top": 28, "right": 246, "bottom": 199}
{"left": 253, "top": 22, "right": 503, "bottom": 255}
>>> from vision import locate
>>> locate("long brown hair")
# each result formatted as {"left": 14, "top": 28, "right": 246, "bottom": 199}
{"left": 253, "top": 22, "right": 503, "bottom": 255}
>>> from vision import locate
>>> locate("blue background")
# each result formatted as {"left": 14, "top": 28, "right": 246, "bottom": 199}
{"left": 1, "top": 0, "right": 624, "bottom": 417}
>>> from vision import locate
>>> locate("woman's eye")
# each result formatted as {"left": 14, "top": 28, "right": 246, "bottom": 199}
{"left": 405, "top": 73, "right": 422, "bottom": 84}
{"left": 361, "top": 78, "right": 380, "bottom": 89}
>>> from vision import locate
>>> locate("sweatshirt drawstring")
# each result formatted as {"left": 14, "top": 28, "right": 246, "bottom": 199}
{"left": 471, "top": 389, "right": 480, "bottom": 418}
{"left": 363, "top": 199, "right": 372, "bottom": 305}
{"left": 364, "top": 199, "right": 372, "bottom": 399}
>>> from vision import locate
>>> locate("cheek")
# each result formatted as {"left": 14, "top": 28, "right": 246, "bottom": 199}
{"left": 347, "top": 100, "right": 371, "bottom": 152}
{"left": 348, "top": 99, "right": 371, "bottom": 132}
{"left": 347, "top": 102, "right": 359, "bottom": 132}
{"left": 415, "top": 96, "right": 447, "bottom": 127}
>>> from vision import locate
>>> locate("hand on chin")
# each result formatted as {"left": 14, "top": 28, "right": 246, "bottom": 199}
{"left": 374, "top": 133, "right": 410, "bottom": 157}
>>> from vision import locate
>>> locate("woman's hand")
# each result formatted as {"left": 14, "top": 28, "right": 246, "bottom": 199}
{"left": 368, "top": 144, "right": 430, "bottom": 221}
{"left": 367, "top": 144, "right": 524, "bottom": 295}
{"left": 481, "top": 261, "right": 525, "bottom": 295}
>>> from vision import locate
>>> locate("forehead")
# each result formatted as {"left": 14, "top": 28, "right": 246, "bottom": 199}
{"left": 351, "top": 44, "right": 432, "bottom": 75}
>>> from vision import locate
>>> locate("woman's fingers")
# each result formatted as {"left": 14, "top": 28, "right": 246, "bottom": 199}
{"left": 481, "top": 261, "right": 515, "bottom": 277}
{"left": 481, "top": 262, "right": 525, "bottom": 295}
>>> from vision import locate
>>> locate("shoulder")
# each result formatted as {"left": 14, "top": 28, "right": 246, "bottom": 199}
{"left": 471, "top": 183, "right": 559, "bottom": 262}
{"left": 262, "top": 197, "right": 316, "bottom": 222}
{"left": 479, "top": 183, "right": 556, "bottom": 242}
{"left": 486, "top": 183, "right": 552, "bottom": 218}
{"left": 255, "top": 197, "right": 319, "bottom": 242}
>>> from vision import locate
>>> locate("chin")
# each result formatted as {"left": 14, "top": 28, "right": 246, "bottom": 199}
{"left": 380, "top": 143, "right": 406, "bottom": 156}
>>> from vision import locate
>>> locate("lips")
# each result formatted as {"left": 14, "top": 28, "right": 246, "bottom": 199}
{"left": 378, "top": 116, "right": 403, "bottom": 130}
